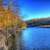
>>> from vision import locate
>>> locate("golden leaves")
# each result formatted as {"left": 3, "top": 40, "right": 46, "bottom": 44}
{"left": 0, "top": 9, "right": 20, "bottom": 28}
{"left": 0, "top": 6, "right": 27, "bottom": 29}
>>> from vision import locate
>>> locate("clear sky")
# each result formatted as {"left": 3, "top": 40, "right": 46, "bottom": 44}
{"left": 3, "top": 0, "right": 50, "bottom": 21}
{"left": 19, "top": 0, "right": 50, "bottom": 21}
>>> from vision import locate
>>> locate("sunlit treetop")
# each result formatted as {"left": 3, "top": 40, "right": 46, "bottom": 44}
{"left": 0, "top": 10, "right": 22, "bottom": 28}
{"left": 0, "top": 0, "right": 27, "bottom": 30}
{"left": 0, "top": 4, "right": 21, "bottom": 29}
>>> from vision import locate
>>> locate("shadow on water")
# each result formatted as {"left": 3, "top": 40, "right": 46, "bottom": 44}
{"left": 20, "top": 27, "right": 50, "bottom": 50}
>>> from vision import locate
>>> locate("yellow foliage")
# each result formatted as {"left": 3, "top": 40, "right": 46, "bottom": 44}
{"left": 0, "top": 8, "right": 21, "bottom": 28}
{"left": 0, "top": 6, "right": 27, "bottom": 29}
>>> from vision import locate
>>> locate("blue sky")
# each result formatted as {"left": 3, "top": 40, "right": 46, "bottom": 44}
{"left": 3, "top": 0, "right": 50, "bottom": 21}
{"left": 19, "top": 0, "right": 50, "bottom": 21}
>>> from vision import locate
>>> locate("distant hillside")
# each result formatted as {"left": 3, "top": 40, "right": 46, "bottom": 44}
{"left": 25, "top": 17, "right": 50, "bottom": 27}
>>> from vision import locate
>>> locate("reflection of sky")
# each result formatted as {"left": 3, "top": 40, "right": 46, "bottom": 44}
{"left": 3, "top": 0, "right": 50, "bottom": 21}
{"left": 22, "top": 27, "right": 50, "bottom": 49}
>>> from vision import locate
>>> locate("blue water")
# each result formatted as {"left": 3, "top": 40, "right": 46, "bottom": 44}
{"left": 21, "top": 27, "right": 50, "bottom": 50}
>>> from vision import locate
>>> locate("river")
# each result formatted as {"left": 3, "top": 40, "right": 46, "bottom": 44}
{"left": 21, "top": 27, "right": 50, "bottom": 50}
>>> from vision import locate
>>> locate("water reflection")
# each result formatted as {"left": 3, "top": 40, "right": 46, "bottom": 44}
{"left": 21, "top": 27, "right": 50, "bottom": 50}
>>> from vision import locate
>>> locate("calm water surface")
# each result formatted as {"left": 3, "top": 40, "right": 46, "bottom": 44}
{"left": 21, "top": 27, "right": 50, "bottom": 50}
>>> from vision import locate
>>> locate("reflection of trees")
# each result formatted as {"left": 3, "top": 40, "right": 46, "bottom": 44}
{"left": 0, "top": 0, "right": 20, "bottom": 50}
{"left": 0, "top": 0, "right": 27, "bottom": 50}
